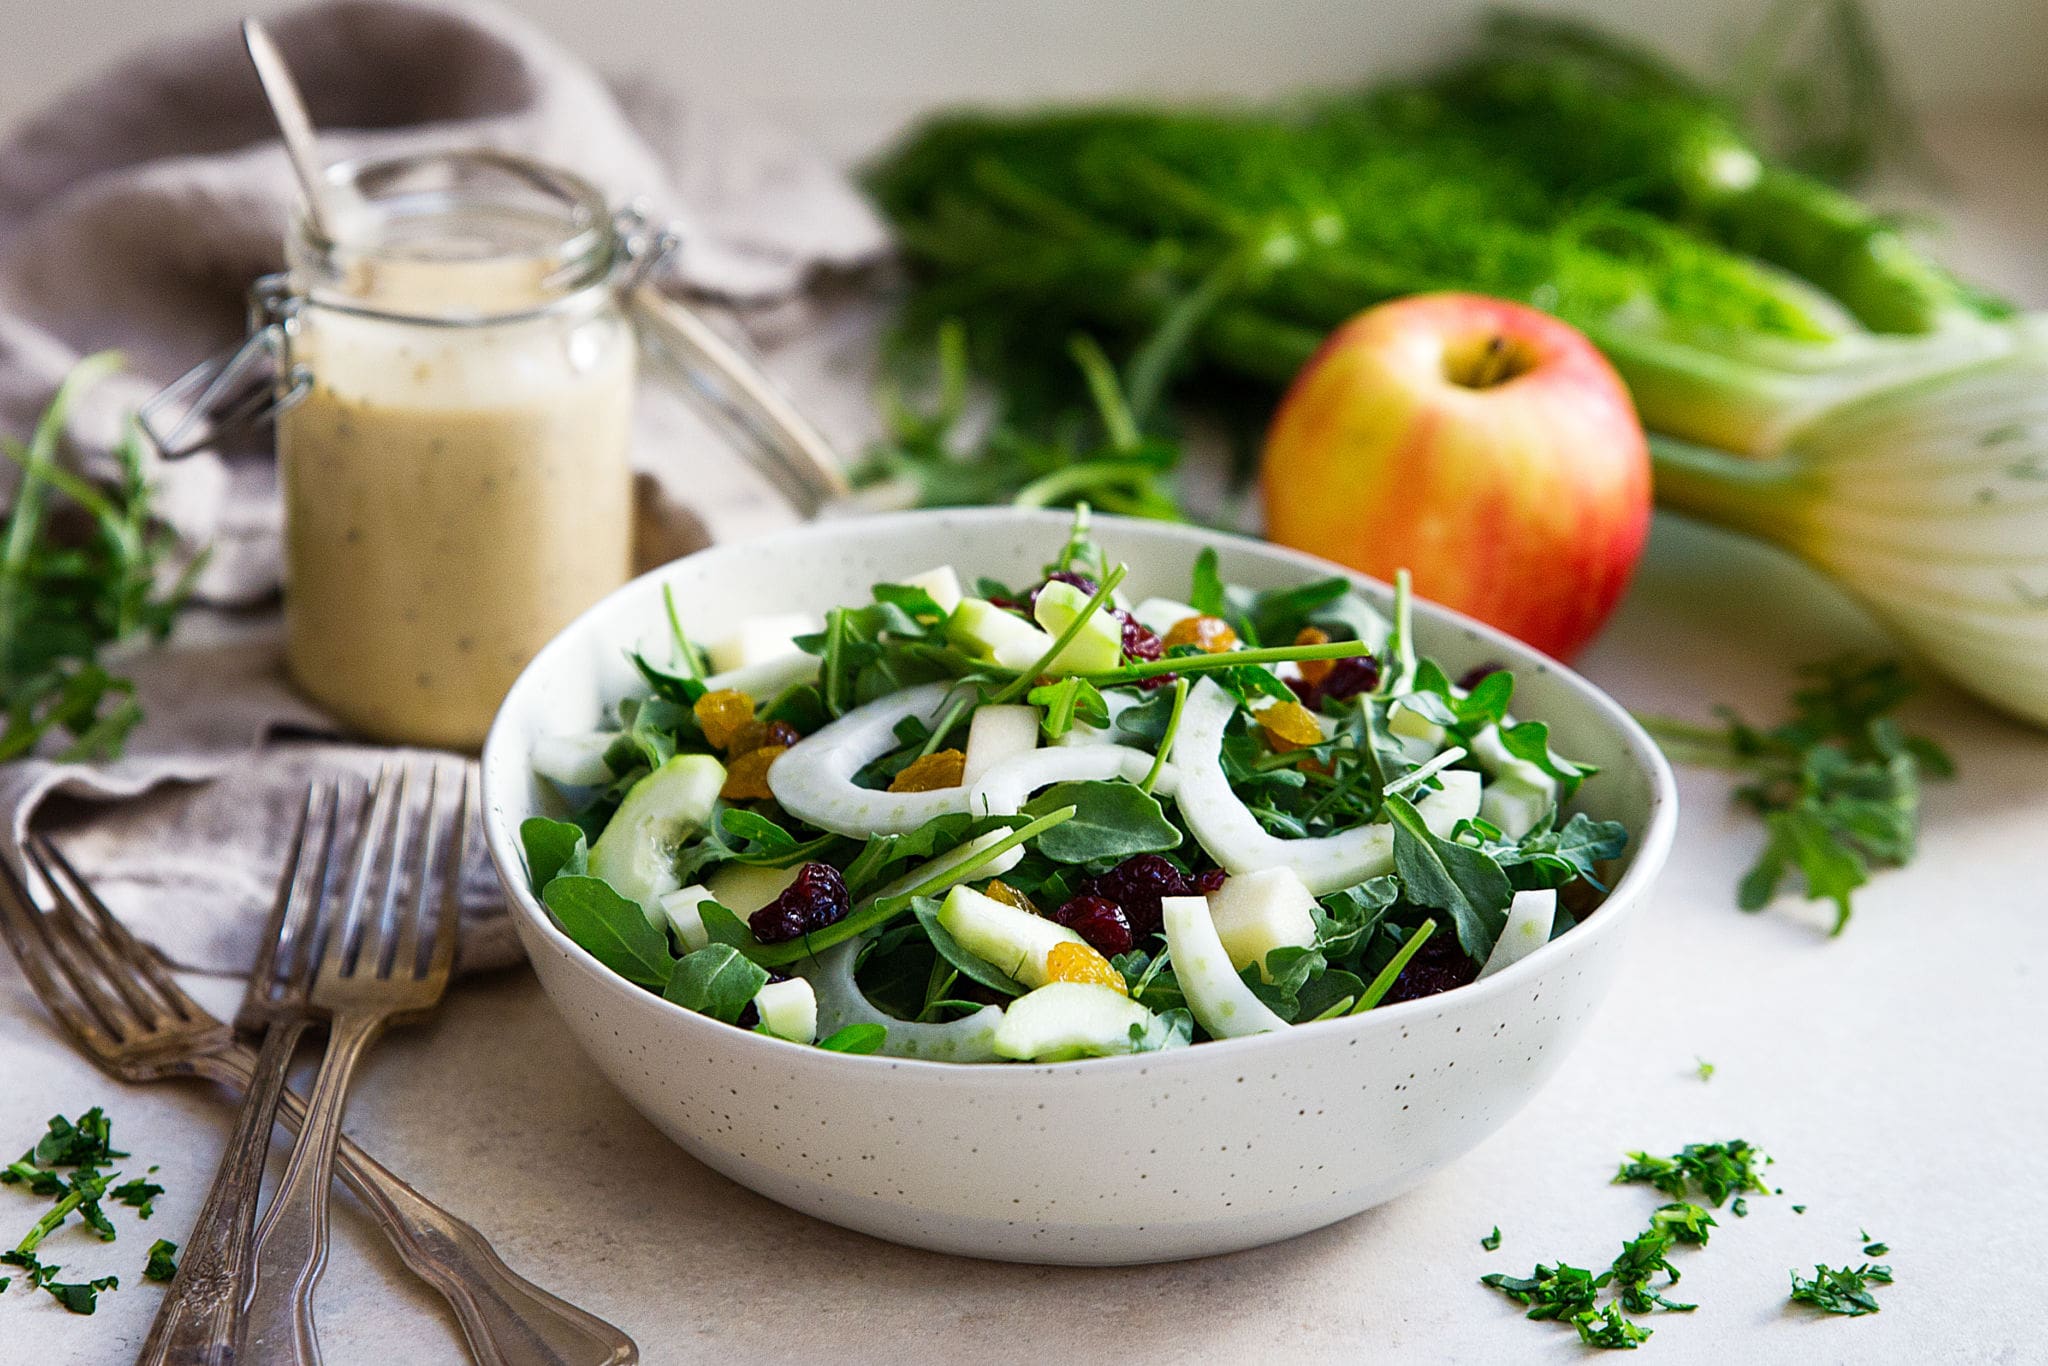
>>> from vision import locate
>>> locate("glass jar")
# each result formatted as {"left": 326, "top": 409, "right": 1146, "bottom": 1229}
{"left": 141, "top": 149, "right": 849, "bottom": 751}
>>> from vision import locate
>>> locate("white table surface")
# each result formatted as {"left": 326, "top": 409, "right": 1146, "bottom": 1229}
{"left": 4, "top": 112, "right": 2046, "bottom": 1366}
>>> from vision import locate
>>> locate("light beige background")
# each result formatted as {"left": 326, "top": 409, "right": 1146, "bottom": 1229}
{"left": 3, "top": 0, "right": 2045, "bottom": 157}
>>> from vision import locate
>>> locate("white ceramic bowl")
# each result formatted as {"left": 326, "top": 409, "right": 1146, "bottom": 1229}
{"left": 481, "top": 509, "right": 1676, "bottom": 1265}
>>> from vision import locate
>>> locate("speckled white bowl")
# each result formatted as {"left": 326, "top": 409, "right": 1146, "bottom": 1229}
{"left": 481, "top": 509, "right": 1676, "bottom": 1265}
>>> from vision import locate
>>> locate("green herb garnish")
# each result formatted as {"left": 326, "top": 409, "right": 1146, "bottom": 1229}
{"left": 1481, "top": 1226, "right": 1502, "bottom": 1252}
{"left": 1614, "top": 1139, "right": 1771, "bottom": 1207}
{"left": 0, "top": 355, "right": 197, "bottom": 762}
{"left": 143, "top": 1238, "right": 179, "bottom": 1282}
{"left": 1788, "top": 1261, "right": 1892, "bottom": 1316}
{"left": 1642, "top": 656, "right": 1951, "bottom": 933}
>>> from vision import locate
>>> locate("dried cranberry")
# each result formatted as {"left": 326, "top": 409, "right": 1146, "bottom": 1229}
{"left": 1319, "top": 654, "right": 1381, "bottom": 702}
{"left": 1457, "top": 662, "right": 1506, "bottom": 691}
{"left": 1379, "top": 928, "right": 1480, "bottom": 1005}
{"left": 1080, "top": 854, "right": 1195, "bottom": 937}
{"left": 1135, "top": 670, "right": 1179, "bottom": 691}
{"left": 1051, "top": 894, "right": 1134, "bottom": 957}
{"left": 749, "top": 862, "right": 849, "bottom": 944}
{"left": 1193, "top": 868, "right": 1228, "bottom": 894}
{"left": 1040, "top": 569, "right": 1099, "bottom": 596}
{"left": 1115, "top": 610, "right": 1164, "bottom": 662}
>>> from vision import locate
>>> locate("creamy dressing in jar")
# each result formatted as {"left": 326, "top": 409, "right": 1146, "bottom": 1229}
{"left": 275, "top": 154, "right": 639, "bottom": 748}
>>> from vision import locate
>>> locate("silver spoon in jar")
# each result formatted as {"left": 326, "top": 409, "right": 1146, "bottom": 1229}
{"left": 241, "top": 17, "right": 362, "bottom": 242}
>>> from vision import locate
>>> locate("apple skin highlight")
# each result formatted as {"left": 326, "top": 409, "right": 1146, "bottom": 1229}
{"left": 1260, "top": 293, "right": 1651, "bottom": 662}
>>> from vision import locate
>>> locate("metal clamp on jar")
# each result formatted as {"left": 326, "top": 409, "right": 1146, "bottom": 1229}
{"left": 141, "top": 149, "right": 847, "bottom": 750}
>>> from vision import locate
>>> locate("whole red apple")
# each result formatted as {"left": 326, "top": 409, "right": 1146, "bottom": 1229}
{"left": 1260, "top": 293, "right": 1650, "bottom": 660}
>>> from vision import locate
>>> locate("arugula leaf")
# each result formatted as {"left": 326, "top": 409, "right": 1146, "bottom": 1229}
{"left": 913, "top": 899, "right": 1028, "bottom": 997}
{"left": 143, "top": 1239, "right": 178, "bottom": 1283}
{"left": 1384, "top": 794, "right": 1512, "bottom": 960}
{"left": 694, "top": 899, "right": 755, "bottom": 949}
{"left": 662, "top": 945, "right": 770, "bottom": 1023}
{"left": 1028, "top": 676, "right": 1108, "bottom": 739}
{"left": 543, "top": 877, "right": 676, "bottom": 988}
{"left": 817, "top": 1023, "right": 888, "bottom": 1054}
{"left": 520, "top": 817, "right": 588, "bottom": 895}
{"left": 1496, "top": 813, "right": 1629, "bottom": 891}
{"left": 1022, "top": 780, "right": 1181, "bottom": 863}
{"left": 1312, "top": 878, "right": 1397, "bottom": 959}
{"left": 1788, "top": 1261, "right": 1891, "bottom": 1316}
{"left": 1128, "top": 1007, "right": 1194, "bottom": 1052}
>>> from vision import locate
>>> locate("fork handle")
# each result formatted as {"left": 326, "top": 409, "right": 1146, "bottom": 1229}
{"left": 191, "top": 1045, "right": 637, "bottom": 1366}
{"left": 137, "top": 1017, "right": 310, "bottom": 1366}
{"left": 241, "top": 1010, "right": 385, "bottom": 1365}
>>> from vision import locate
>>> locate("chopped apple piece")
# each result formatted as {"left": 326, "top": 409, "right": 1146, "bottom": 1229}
{"left": 1205, "top": 867, "right": 1320, "bottom": 978}
{"left": 963, "top": 703, "right": 1042, "bottom": 783}
{"left": 992, "top": 983, "right": 1155, "bottom": 1061}
{"left": 1161, "top": 895, "right": 1290, "bottom": 1039}
{"left": 707, "top": 612, "right": 817, "bottom": 673}
{"left": 936, "top": 885, "right": 1083, "bottom": 988}
{"left": 753, "top": 978, "right": 818, "bottom": 1043}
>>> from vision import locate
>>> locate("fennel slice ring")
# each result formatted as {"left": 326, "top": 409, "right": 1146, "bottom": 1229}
{"left": 768, "top": 681, "right": 976, "bottom": 836}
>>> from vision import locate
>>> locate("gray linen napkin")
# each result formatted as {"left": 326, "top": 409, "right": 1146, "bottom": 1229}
{"left": 0, "top": 0, "right": 892, "bottom": 975}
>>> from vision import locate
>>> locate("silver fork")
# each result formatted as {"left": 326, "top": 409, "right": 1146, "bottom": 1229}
{"left": 0, "top": 829, "right": 638, "bottom": 1366}
{"left": 242, "top": 762, "right": 469, "bottom": 1365}
{"left": 129, "top": 781, "right": 340, "bottom": 1365}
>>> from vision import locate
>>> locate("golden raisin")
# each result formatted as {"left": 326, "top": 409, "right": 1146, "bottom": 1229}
{"left": 1045, "top": 941, "right": 1128, "bottom": 995}
{"left": 888, "top": 749, "right": 967, "bottom": 793}
{"left": 983, "top": 879, "right": 1039, "bottom": 915}
{"left": 726, "top": 718, "right": 801, "bottom": 757}
{"left": 693, "top": 689, "right": 755, "bottom": 749}
{"left": 1258, "top": 700, "right": 1325, "bottom": 753}
{"left": 720, "top": 745, "right": 785, "bottom": 801}
{"left": 1293, "top": 626, "right": 1333, "bottom": 686}
{"left": 1164, "top": 614, "right": 1238, "bottom": 654}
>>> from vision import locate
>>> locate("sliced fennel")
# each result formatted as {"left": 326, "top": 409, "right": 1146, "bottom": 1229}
{"left": 1161, "top": 895, "right": 1290, "bottom": 1039}
{"left": 966, "top": 744, "right": 1178, "bottom": 818}
{"left": 799, "top": 939, "right": 1005, "bottom": 1063}
{"left": 767, "top": 682, "right": 973, "bottom": 835}
{"left": 1173, "top": 680, "right": 1474, "bottom": 894}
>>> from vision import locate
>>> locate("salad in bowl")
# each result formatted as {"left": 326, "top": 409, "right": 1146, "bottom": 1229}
{"left": 518, "top": 511, "right": 1628, "bottom": 1066}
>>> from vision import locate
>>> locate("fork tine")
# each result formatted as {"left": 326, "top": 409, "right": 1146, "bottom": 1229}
{"left": 237, "top": 780, "right": 341, "bottom": 1028}
{"left": 425, "top": 766, "right": 474, "bottom": 983}
{"left": 323, "top": 765, "right": 400, "bottom": 979}
{"left": 0, "top": 853, "right": 114, "bottom": 1055}
{"left": 386, "top": 763, "right": 440, "bottom": 981}
{"left": 245, "top": 785, "right": 317, "bottom": 991}
{"left": 31, "top": 834, "right": 208, "bottom": 1025}
{"left": 14, "top": 844, "right": 153, "bottom": 1044}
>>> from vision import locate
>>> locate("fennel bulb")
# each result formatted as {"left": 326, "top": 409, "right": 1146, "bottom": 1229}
{"left": 1654, "top": 328, "right": 2048, "bottom": 727}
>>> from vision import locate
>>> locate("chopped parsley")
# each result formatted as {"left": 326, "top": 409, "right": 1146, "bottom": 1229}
{"left": 1614, "top": 1139, "right": 1771, "bottom": 1207}
{"left": 1641, "top": 656, "right": 1952, "bottom": 934}
{"left": 1861, "top": 1232, "right": 1889, "bottom": 1256}
{"left": 1481, "top": 1226, "right": 1503, "bottom": 1252}
{"left": 1575, "top": 1304, "right": 1653, "bottom": 1350}
{"left": 1695, "top": 1057, "right": 1715, "bottom": 1082}
{"left": 143, "top": 1239, "right": 179, "bottom": 1283}
{"left": 0, "top": 1108, "right": 167, "bottom": 1315}
{"left": 109, "top": 1177, "right": 163, "bottom": 1219}
{"left": 1789, "top": 1261, "right": 1892, "bottom": 1316}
